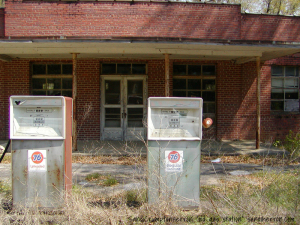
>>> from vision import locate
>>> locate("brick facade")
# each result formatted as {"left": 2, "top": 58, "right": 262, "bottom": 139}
{"left": 4, "top": 1, "right": 241, "bottom": 40}
{"left": 241, "top": 14, "right": 300, "bottom": 42}
{"left": 1, "top": 56, "right": 300, "bottom": 141}
{"left": 0, "top": 1, "right": 300, "bottom": 142}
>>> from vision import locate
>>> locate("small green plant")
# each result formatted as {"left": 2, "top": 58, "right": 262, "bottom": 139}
{"left": 85, "top": 173, "right": 101, "bottom": 181}
{"left": 284, "top": 130, "right": 300, "bottom": 160}
{"left": 102, "top": 175, "right": 118, "bottom": 186}
{"left": 273, "top": 139, "right": 282, "bottom": 147}
{"left": 126, "top": 189, "right": 147, "bottom": 204}
{"left": 0, "top": 180, "right": 11, "bottom": 197}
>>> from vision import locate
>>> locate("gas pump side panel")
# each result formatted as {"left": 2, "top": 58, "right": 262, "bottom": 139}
{"left": 147, "top": 140, "right": 201, "bottom": 208}
{"left": 12, "top": 140, "right": 65, "bottom": 208}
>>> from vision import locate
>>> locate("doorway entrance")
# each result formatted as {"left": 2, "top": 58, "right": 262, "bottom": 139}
{"left": 100, "top": 75, "right": 147, "bottom": 141}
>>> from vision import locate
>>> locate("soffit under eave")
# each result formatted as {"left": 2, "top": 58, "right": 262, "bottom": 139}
{"left": 0, "top": 41, "right": 299, "bottom": 62}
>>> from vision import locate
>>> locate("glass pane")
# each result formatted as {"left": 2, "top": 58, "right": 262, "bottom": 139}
{"left": 117, "top": 64, "right": 131, "bottom": 74}
{"left": 105, "top": 80, "right": 120, "bottom": 104}
{"left": 188, "top": 79, "right": 201, "bottom": 89}
{"left": 173, "top": 91, "right": 186, "bottom": 97}
{"left": 132, "top": 64, "right": 146, "bottom": 74}
{"left": 105, "top": 108, "right": 121, "bottom": 127}
{"left": 188, "top": 91, "right": 201, "bottom": 97}
{"left": 202, "top": 80, "right": 216, "bottom": 90}
{"left": 62, "top": 78, "right": 73, "bottom": 89}
{"left": 188, "top": 65, "right": 201, "bottom": 75}
{"left": 32, "top": 64, "right": 46, "bottom": 75}
{"left": 62, "top": 64, "right": 73, "bottom": 74}
{"left": 271, "top": 89, "right": 284, "bottom": 99}
{"left": 285, "top": 78, "right": 298, "bottom": 88}
{"left": 32, "top": 78, "right": 46, "bottom": 89}
{"left": 173, "top": 65, "right": 186, "bottom": 75}
{"left": 271, "top": 78, "right": 284, "bottom": 88}
{"left": 47, "top": 78, "right": 61, "bottom": 89}
{"left": 271, "top": 101, "right": 284, "bottom": 110}
{"left": 102, "top": 64, "right": 116, "bottom": 74}
{"left": 62, "top": 91, "right": 72, "bottom": 97}
{"left": 128, "top": 80, "right": 143, "bottom": 105}
{"left": 285, "top": 89, "right": 298, "bottom": 99}
{"left": 48, "top": 64, "right": 61, "bottom": 74}
{"left": 128, "top": 108, "right": 143, "bottom": 127}
{"left": 203, "top": 103, "right": 215, "bottom": 113}
{"left": 272, "top": 66, "right": 283, "bottom": 76}
{"left": 32, "top": 90, "right": 46, "bottom": 95}
{"left": 285, "top": 67, "right": 296, "bottom": 76}
{"left": 173, "top": 79, "right": 186, "bottom": 89}
{"left": 47, "top": 90, "right": 61, "bottom": 96}
{"left": 202, "top": 91, "right": 215, "bottom": 101}
{"left": 203, "top": 65, "right": 216, "bottom": 75}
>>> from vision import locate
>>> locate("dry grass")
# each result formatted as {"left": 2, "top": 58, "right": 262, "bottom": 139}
{"left": 72, "top": 155, "right": 147, "bottom": 165}
{"left": 1, "top": 143, "right": 300, "bottom": 224}
{"left": 202, "top": 154, "right": 300, "bottom": 166}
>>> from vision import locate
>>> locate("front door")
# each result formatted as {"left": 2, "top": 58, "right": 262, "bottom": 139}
{"left": 101, "top": 75, "right": 147, "bottom": 141}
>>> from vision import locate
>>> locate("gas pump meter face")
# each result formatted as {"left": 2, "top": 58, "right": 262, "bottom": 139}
{"left": 10, "top": 97, "right": 65, "bottom": 139}
{"left": 148, "top": 98, "right": 202, "bottom": 140}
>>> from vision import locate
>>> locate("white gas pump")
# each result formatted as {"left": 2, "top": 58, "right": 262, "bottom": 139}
{"left": 10, "top": 96, "right": 72, "bottom": 208}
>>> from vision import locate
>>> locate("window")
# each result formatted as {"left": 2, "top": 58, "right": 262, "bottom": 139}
{"left": 101, "top": 63, "right": 147, "bottom": 75}
{"left": 173, "top": 64, "right": 216, "bottom": 114}
{"left": 271, "top": 66, "right": 299, "bottom": 112}
{"left": 31, "top": 63, "right": 73, "bottom": 97}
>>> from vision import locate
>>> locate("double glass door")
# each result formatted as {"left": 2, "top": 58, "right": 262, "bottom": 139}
{"left": 101, "top": 76, "right": 147, "bottom": 141}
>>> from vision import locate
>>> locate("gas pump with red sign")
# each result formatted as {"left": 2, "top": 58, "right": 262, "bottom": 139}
{"left": 10, "top": 96, "right": 72, "bottom": 208}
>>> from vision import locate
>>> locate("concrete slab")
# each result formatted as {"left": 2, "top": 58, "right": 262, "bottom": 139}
{"left": 1, "top": 139, "right": 287, "bottom": 157}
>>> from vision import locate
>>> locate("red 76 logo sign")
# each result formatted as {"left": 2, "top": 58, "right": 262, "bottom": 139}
{"left": 168, "top": 151, "right": 180, "bottom": 163}
{"left": 31, "top": 151, "right": 44, "bottom": 164}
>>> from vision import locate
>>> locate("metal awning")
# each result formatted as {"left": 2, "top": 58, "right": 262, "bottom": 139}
{"left": 0, "top": 39, "right": 299, "bottom": 62}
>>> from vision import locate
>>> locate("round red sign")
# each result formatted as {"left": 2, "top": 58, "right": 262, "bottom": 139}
{"left": 31, "top": 151, "right": 44, "bottom": 164}
{"left": 168, "top": 151, "right": 180, "bottom": 163}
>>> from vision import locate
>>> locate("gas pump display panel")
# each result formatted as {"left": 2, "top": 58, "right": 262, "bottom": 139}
{"left": 148, "top": 98, "right": 202, "bottom": 140}
{"left": 10, "top": 96, "right": 66, "bottom": 139}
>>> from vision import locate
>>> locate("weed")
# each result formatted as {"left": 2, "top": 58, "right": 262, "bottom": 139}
{"left": 284, "top": 130, "right": 300, "bottom": 161}
{"left": 85, "top": 173, "right": 102, "bottom": 181}
{"left": 102, "top": 175, "right": 118, "bottom": 186}
{"left": 0, "top": 180, "right": 11, "bottom": 197}
{"left": 273, "top": 139, "right": 282, "bottom": 147}
{"left": 126, "top": 189, "right": 147, "bottom": 207}
{"left": 0, "top": 154, "right": 11, "bottom": 164}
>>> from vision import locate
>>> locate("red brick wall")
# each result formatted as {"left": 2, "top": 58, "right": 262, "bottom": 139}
{"left": 148, "top": 60, "right": 166, "bottom": 97}
{"left": 4, "top": 1, "right": 300, "bottom": 42}
{"left": 0, "top": 61, "right": 5, "bottom": 139}
{"left": 238, "top": 62, "right": 257, "bottom": 140}
{"left": 76, "top": 60, "right": 101, "bottom": 140}
{"left": 4, "top": 1, "right": 241, "bottom": 40}
{"left": 0, "top": 8, "right": 4, "bottom": 37}
{"left": 242, "top": 14, "right": 300, "bottom": 41}
{"left": 0, "top": 59, "right": 30, "bottom": 139}
{"left": 216, "top": 61, "right": 242, "bottom": 140}
{"left": 1, "top": 57, "right": 300, "bottom": 142}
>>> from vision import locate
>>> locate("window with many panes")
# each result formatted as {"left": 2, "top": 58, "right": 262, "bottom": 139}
{"left": 271, "top": 66, "right": 299, "bottom": 112}
{"left": 101, "top": 63, "right": 147, "bottom": 75}
{"left": 173, "top": 64, "right": 216, "bottom": 115}
{"left": 31, "top": 63, "right": 73, "bottom": 97}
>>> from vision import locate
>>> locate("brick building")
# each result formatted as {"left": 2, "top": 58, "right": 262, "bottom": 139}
{"left": 0, "top": 0, "right": 300, "bottom": 143}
